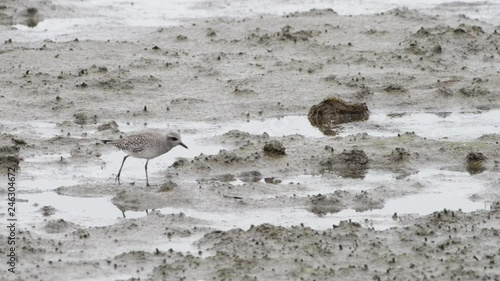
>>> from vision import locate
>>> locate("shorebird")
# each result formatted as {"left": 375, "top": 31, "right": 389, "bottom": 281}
{"left": 102, "top": 131, "right": 188, "bottom": 186}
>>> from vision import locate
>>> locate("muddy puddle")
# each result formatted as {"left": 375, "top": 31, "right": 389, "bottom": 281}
{"left": 14, "top": 167, "right": 489, "bottom": 232}
{"left": 106, "top": 109, "right": 500, "bottom": 141}
{"left": 3, "top": 2, "right": 500, "bottom": 278}
{"left": 232, "top": 110, "right": 499, "bottom": 139}
{"left": 9, "top": 108, "right": 496, "bottom": 235}
{"left": 199, "top": 110, "right": 499, "bottom": 139}
{"left": 345, "top": 110, "right": 500, "bottom": 140}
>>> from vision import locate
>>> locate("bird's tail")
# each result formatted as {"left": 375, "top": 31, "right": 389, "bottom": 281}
{"left": 101, "top": 140, "right": 116, "bottom": 144}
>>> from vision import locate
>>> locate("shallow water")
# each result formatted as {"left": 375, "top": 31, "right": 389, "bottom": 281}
{"left": 0, "top": 107, "right": 493, "bottom": 261}
{"left": 346, "top": 110, "right": 500, "bottom": 140}
{"left": 126, "top": 109, "right": 500, "bottom": 140}
{"left": 12, "top": 168, "right": 488, "bottom": 232}
{"left": 237, "top": 110, "right": 500, "bottom": 139}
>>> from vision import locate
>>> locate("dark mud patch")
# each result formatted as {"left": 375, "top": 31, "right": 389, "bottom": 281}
{"left": 0, "top": 141, "right": 20, "bottom": 168}
{"left": 466, "top": 152, "right": 487, "bottom": 174}
{"left": 263, "top": 140, "right": 286, "bottom": 157}
{"left": 308, "top": 97, "right": 369, "bottom": 135}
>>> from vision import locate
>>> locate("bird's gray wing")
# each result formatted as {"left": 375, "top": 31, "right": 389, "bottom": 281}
{"left": 114, "top": 134, "right": 152, "bottom": 153}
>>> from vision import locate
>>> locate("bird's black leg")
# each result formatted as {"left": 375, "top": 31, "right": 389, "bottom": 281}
{"left": 116, "top": 155, "right": 129, "bottom": 185}
{"left": 145, "top": 159, "right": 150, "bottom": 187}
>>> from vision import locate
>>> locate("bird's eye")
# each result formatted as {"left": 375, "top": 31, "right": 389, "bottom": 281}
{"left": 169, "top": 137, "right": 178, "bottom": 141}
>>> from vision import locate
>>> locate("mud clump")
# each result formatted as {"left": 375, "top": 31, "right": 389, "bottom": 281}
{"left": 309, "top": 190, "right": 383, "bottom": 215}
{"left": 309, "top": 193, "right": 345, "bottom": 215}
{"left": 277, "top": 25, "right": 313, "bottom": 42}
{"left": 171, "top": 158, "right": 187, "bottom": 168}
{"left": 73, "top": 111, "right": 97, "bottom": 125}
{"left": 390, "top": 147, "right": 411, "bottom": 162}
{"left": 320, "top": 149, "right": 369, "bottom": 178}
{"left": 459, "top": 85, "right": 491, "bottom": 97}
{"left": 353, "top": 191, "right": 384, "bottom": 211}
{"left": 466, "top": 152, "right": 487, "bottom": 174}
{"left": 44, "top": 219, "right": 76, "bottom": 233}
{"left": 308, "top": 97, "right": 369, "bottom": 135}
{"left": 191, "top": 150, "right": 261, "bottom": 170}
{"left": 384, "top": 84, "right": 407, "bottom": 93}
{"left": 40, "top": 206, "right": 56, "bottom": 216}
{"left": 97, "top": 121, "right": 119, "bottom": 132}
{"left": 336, "top": 149, "right": 369, "bottom": 178}
{"left": 176, "top": 35, "right": 187, "bottom": 41}
{"left": 287, "top": 8, "right": 337, "bottom": 17}
{"left": 212, "top": 174, "right": 236, "bottom": 182}
{"left": 264, "top": 177, "right": 282, "bottom": 184}
{"left": 159, "top": 180, "right": 177, "bottom": 192}
{"left": 263, "top": 140, "right": 286, "bottom": 157}
{"left": 238, "top": 171, "right": 263, "bottom": 183}
{"left": 0, "top": 144, "right": 20, "bottom": 168}
{"left": 206, "top": 28, "right": 217, "bottom": 37}
{"left": 339, "top": 149, "right": 369, "bottom": 163}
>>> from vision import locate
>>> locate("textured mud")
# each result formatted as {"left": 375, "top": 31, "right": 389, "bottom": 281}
{"left": 1, "top": 1, "right": 500, "bottom": 281}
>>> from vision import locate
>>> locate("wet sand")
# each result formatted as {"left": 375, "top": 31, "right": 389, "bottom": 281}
{"left": 1, "top": 1, "right": 500, "bottom": 280}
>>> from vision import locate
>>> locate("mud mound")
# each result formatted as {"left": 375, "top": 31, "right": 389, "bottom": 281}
{"left": 320, "top": 149, "right": 369, "bottom": 178}
{"left": 263, "top": 140, "right": 286, "bottom": 157}
{"left": 466, "top": 152, "right": 487, "bottom": 174}
{"left": 247, "top": 25, "right": 318, "bottom": 44}
{"left": 97, "top": 120, "right": 119, "bottom": 132}
{"left": 308, "top": 97, "right": 369, "bottom": 135}
{"left": 44, "top": 219, "right": 78, "bottom": 233}
{"left": 0, "top": 134, "right": 21, "bottom": 168}
{"left": 286, "top": 8, "right": 337, "bottom": 17}
{"left": 390, "top": 147, "right": 411, "bottom": 162}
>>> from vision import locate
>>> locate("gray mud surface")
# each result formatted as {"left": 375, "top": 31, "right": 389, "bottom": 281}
{"left": 1, "top": 1, "right": 500, "bottom": 280}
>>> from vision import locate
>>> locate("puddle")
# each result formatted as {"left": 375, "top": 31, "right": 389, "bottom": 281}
{"left": 344, "top": 110, "right": 500, "bottom": 140}
{"left": 16, "top": 192, "right": 140, "bottom": 227}
{"left": 10, "top": 168, "right": 488, "bottom": 231}
{"left": 6, "top": 109, "right": 495, "bottom": 241}
{"left": 220, "top": 110, "right": 500, "bottom": 140}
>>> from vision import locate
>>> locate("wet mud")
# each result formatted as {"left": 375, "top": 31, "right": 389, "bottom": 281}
{"left": 0, "top": 1, "right": 499, "bottom": 280}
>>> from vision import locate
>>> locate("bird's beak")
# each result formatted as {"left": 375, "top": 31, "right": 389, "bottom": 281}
{"left": 180, "top": 142, "right": 188, "bottom": 149}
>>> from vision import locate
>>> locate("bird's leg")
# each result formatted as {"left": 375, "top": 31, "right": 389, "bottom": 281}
{"left": 145, "top": 159, "right": 150, "bottom": 187}
{"left": 115, "top": 155, "right": 129, "bottom": 185}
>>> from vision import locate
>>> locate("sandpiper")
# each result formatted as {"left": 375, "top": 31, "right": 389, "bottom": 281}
{"left": 102, "top": 131, "right": 188, "bottom": 186}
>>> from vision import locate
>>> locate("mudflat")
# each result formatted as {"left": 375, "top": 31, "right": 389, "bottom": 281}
{"left": 1, "top": 1, "right": 499, "bottom": 280}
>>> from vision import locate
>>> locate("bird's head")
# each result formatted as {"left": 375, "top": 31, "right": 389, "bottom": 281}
{"left": 166, "top": 132, "right": 188, "bottom": 149}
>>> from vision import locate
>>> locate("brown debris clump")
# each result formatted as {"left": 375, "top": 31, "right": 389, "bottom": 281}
{"left": 308, "top": 97, "right": 369, "bottom": 135}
